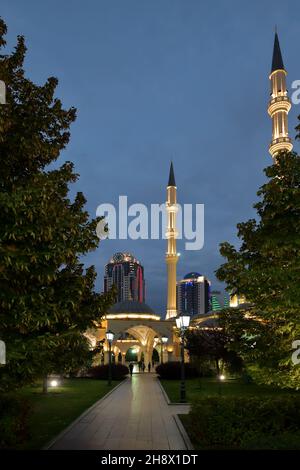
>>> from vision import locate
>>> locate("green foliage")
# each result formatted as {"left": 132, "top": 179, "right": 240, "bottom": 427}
{"left": 87, "top": 364, "right": 129, "bottom": 380}
{"left": 185, "top": 328, "right": 243, "bottom": 375}
{"left": 0, "top": 394, "right": 30, "bottom": 449}
{"left": 216, "top": 146, "right": 300, "bottom": 388}
{"left": 188, "top": 395, "right": 300, "bottom": 449}
{"left": 0, "top": 18, "right": 115, "bottom": 391}
{"left": 156, "top": 361, "right": 198, "bottom": 379}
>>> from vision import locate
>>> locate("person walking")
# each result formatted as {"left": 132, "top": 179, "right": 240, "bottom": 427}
{"left": 142, "top": 362, "right": 145, "bottom": 373}
{"left": 148, "top": 362, "right": 151, "bottom": 373}
{"left": 129, "top": 362, "right": 134, "bottom": 377}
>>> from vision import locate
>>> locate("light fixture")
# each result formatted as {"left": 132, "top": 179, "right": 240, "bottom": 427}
{"left": 105, "top": 330, "right": 115, "bottom": 343}
{"left": 219, "top": 374, "right": 226, "bottom": 381}
{"left": 176, "top": 315, "right": 191, "bottom": 403}
{"left": 161, "top": 336, "right": 168, "bottom": 344}
{"left": 50, "top": 379, "right": 58, "bottom": 387}
{"left": 176, "top": 315, "right": 190, "bottom": 330}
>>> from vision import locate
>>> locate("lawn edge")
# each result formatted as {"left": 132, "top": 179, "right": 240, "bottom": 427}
{"left": 173, "top": 415, "right": 194, "bottom": 450}
{"left": 157, "top": 377, "right": 191, "bottom": 406}
{"left": 43, "top": 378, "right": 128, "bottom": 450}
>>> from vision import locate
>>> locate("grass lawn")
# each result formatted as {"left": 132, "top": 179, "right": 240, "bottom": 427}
{"left": 14, "top": 378, "right": 121, "bottom": 449}
{"left": 161, "top": 378, "right": 300, "bottom": 450}
{"left": 160, "top": 377, "right": 297, "bottom": 403}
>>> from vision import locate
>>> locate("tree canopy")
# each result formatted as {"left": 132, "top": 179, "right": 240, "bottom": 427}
{"left": 0, "top": 18, "right": 114, "bottom": 391}
{"left": 216, "top": 119, "right": 300, "bottom": 388}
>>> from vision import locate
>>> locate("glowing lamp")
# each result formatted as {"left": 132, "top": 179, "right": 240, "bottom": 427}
{"left": 106, "top": 330, "right": 115, "bottom": 343}
{"left": 176, "top": 315, "right": 190, "bottom": 330}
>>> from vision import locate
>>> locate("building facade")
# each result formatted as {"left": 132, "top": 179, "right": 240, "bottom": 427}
{"left": 177, "top": 272, "right": 211, "bottom": 317}
{"left": 211, "top": 290, "right": 230, "bottom": 311}
{"left": 104, "top": 252, "right": 145, "bottom": 303}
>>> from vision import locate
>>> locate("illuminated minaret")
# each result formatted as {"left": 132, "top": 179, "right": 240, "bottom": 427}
{"left": 268, "top": 31, "right": 293, "bottom": 158}
{"left": 165, "top": 162, "right": 179, "bottom": 320}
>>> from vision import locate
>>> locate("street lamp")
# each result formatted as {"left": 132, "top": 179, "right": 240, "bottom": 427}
{"left": 161, "top": 335, "right": 168, "bottom": 364}
{"left": 218, "top": 374, "right": 226, "bottom": 395}
{"left": 176, "top": 314, "right": 190, "bottom": 403}
{"left": 105, "top": 329, "right": 115, "bottom": 386}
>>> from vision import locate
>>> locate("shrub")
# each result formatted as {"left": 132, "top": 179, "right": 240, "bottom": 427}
{"left": 187, "top": 395, "right": 300, "bottom": 449}
{"left": 0, "top": 395, "right": 30, "bottom": 449}
{"left": 156, "top": 361, "right": 198, "bottom": 379}
{"left": 87, "top": 364, "right": 129, "bottom": 380}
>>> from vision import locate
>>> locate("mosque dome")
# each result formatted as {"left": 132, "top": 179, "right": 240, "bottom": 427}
{"left": 183, "top": 272, "right": 202, "bottom": 280}
{"left": 108, "top": 301, "right": 155, "bottom": 315}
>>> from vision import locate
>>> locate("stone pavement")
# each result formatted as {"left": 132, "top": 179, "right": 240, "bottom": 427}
{"left": 48, "top": 373, "right": 191, "bottom": 450}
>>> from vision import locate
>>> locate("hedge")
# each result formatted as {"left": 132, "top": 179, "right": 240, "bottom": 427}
{"left": 187, "top": 395, "right": 300, "bottom": 449}
{"left": 156, "top": 361, "right": 198, "bottom": 379}
{"left": 0, "top": 395, "right": 30, "bottom": 449}
{"left": 87, "top": 364, "right": 129, "bottom": 380}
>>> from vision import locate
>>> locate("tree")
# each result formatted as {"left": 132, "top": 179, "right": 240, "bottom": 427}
{"left": 185, "top": 328, "right": 243, "bottom": 376}
{"left": 0, "top": 18, "right": 115, "bottom": 391}
{"left": 216, "top": 122, "right": 300, "bottom": 388}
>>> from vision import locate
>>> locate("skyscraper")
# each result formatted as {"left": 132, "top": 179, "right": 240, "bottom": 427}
{"left": 177, "top": 273, "right": 211, "bottom": 317}
{"left": 104, "top": 252, "right": 145, "bottom": 303}
{"left": 165, "top": 162, "right": 179, "bottom": 319}
{"left": 211, "top": 290, "right": 230, "bottom": 311}
{"left": 268, "top": 31, "right": 293, "bottom": 158}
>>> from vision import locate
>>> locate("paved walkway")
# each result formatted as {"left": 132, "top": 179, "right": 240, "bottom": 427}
{"left": 49, "top": 374, "right": 190, "bottom": 450}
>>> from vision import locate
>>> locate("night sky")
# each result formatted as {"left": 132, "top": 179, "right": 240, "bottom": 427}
{"left": 2, "top": 1, "right": 300, "bottom": 314}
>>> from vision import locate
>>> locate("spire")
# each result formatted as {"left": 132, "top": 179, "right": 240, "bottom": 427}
{"left": 271, "top": 31, "right": 284, "bottom": 73}
{"left": 168, "top": 161, "right": 176, "bottom": 187}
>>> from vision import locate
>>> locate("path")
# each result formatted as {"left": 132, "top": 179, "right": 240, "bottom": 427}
{"left": 48, "top": 373, "right": 190, "bottom": 450}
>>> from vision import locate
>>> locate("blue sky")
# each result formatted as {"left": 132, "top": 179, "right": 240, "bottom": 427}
{"left": 1, "top": 0, "right": 300, "bottom": 314}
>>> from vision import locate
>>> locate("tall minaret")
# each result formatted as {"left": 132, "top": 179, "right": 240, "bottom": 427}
{"left": 268, "top": 31, "right": 293, "bottom": 158}
{"left": 165, "top": 162, "right": 179, "bottom": 320}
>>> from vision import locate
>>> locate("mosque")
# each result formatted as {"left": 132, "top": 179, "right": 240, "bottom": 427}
{"left": 87, "top": 31, "right": 293, "bottom": 366}
{"left": 87, "top": 162, "right": 203, "bottom": 366}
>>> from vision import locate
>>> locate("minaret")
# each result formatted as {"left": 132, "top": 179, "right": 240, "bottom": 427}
{"left": 165, "top": 162, "right": 179, "bottom": 320}
{"left": 268, "top": 31, "right": 293, "bottom": 158}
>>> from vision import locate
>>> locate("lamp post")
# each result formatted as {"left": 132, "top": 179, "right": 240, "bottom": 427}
{"left": 106, "top": 329, "right": 115, "bottom": 386}
{"left": 218, "top": 374, "right": 225, "bottom": 395}
{"left": 154, "top": 336, "right": 158, "bottom": 365}
{"left": 161, "top": 335, "right": 168, "bottom": 364}
{"left": 176, "top": 315, "right": 190, "bottom": 403}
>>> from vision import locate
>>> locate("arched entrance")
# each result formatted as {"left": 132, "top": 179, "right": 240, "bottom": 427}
{"left": 125, "top": 347, "right": 138, "bottom": 362}
{"left": 92, "top": 305, "right": 180, "bottom": 367}
{"left": 152, "top": 348, "right": 159, "bottom": 365}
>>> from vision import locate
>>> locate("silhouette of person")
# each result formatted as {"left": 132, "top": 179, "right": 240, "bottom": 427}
{"left": 148, "top": 362, "right": 151, "bottom": 373}
{"left": 142, "top": 362, "right": 145, "bottom": 373}
{"left": 129, "top": 363, "right": 134, "bottom": 377}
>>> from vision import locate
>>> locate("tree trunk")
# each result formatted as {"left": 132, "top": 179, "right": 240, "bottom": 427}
{"left": 215, "top": 359, "right": 220, "bottom": 376}
{"left": 43, "top": 375, "right": 48, "bottom": 394}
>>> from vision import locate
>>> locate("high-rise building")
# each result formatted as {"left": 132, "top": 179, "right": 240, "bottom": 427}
{"left": 165, "top": 162, "right": 179, "bottom": 319}
{"left": 211, "top": 290, "right": 230, "bottom": 311}
{"left": 211, "top": 291, "right": 222, "bottom": 312}
{"left": 268, "top": 31, "right": 293, "bottom": 158}
{"left": 104, "top": 252, "right": 145, "bottom": 303}
{"left": 177, "top": 273, "right": 211, "bottom": 317}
